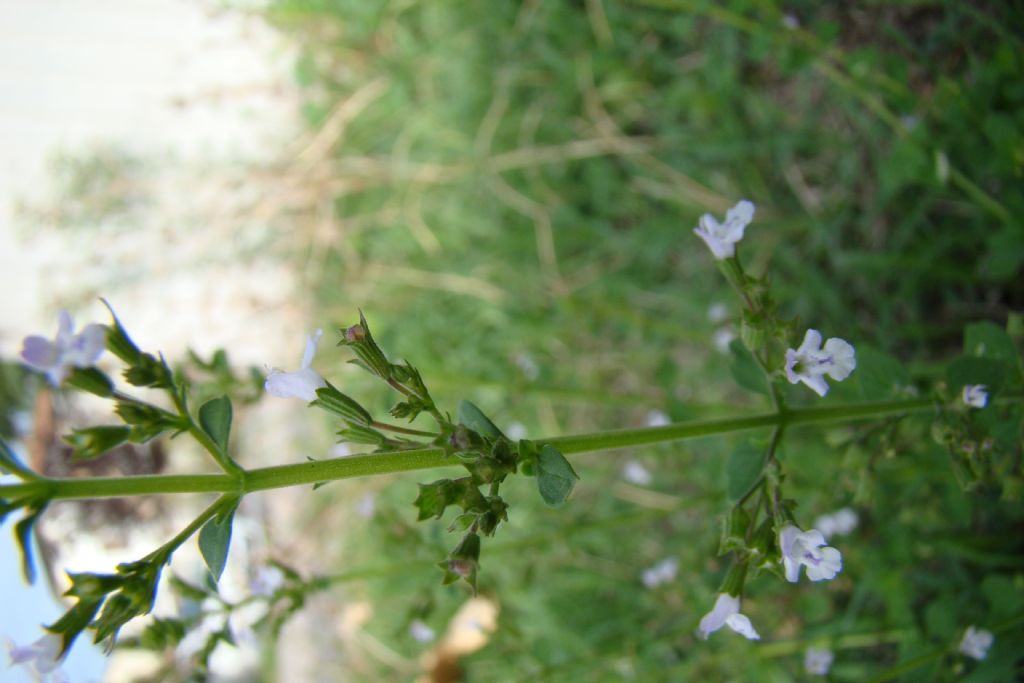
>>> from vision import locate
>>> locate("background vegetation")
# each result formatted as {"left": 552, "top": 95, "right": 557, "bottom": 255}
{"left": 243, "top": 1, "right": 1024, "bottom": 680}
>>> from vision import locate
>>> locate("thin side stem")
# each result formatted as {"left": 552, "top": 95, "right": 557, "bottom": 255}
{"left": 0, "top": 395, "right": 947, "bottom": 502}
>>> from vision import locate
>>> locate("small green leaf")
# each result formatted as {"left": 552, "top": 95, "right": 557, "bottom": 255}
{"left": 414, "top": 479, "right": 456, "bottom": 520}
{"left": 0, "top": 440, "right": 36, "bottom": 479}
{"left": 727, "top": 440, "right": 767, "bottom": 502}
{"left": 536, "top": 445, "right": 578, "bottom": 506}
{"left": 856, "top": 346, "right": 912, "bottom": 400}
{"left": 457, "top": 400, "right": 504, "bottom": 440}
{"left": 65, "top": 426, "right": 131, "bottom": 461}
{"left": 198, "top": 497, "right": 240, "bottom": 583}
{"left": 313, "top": 383, "right": 372, "bottom": 425}
{"left": 728, "top": 339, "right": 769, "bottom": 395}
{"left": 101, "top": 299, "right": 142, "bottom": 364}
{"left": 198, "top": 396, "right": 233, "bottom": 454}
{"left": 65, "top": 367, "right": 114, "bottom": 397}
{"left": 15, "top": 501, "right": 47, "bottom": 583}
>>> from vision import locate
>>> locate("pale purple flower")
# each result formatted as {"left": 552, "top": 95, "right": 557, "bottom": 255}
{"left": 959, "top": 625, "right": 993, "bottom": 661}
{"left": 697, "top": 593, "right": 760, "bottom": 640}
{"left": 640, "top": 557, "right": 679, "bottom": 589}
{"left": 804, "top": 647, "right": 833, "bottom": 675}
{"left": 265, "top": 329, "right": 327, "bottom": 402}
{"left": 409, "top": 619, "right": 435, "bottom": 643}
{"left": 693, "top": 200, "right": 755, "bottom": 260}
{"left": 962, "top": 384, "right": 988, "bottom": 409}
{"left": 782, "top": 14, "right": 800, "bottom": 29}
{"left": 785, "top": 329, "right": 856, "bottom": 397}
{"left": 20, "top": 310, "right": 106, "bottom": 386}
{"left": 813, "top": 507, "right": 858, "bottom": 540}
{"left": 355, "top": 493, "right": 376, "bottom": 519}
{"left": 779, "top": 525, "right": 842, "bottom": 582}
{"left": 622, "top": 460, "right": 652, "bottom": 487}
{"left": 6, "top": 632, "right": 65, "bottom": 679}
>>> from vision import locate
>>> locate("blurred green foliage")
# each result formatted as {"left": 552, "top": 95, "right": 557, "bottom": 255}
{"left": 261, "top": 0, "right": 1024, "bottom": 680}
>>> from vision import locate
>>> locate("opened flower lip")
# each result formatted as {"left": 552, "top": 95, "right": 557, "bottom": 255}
{"left": 264, "top": 329, "right": 328, "bottom": 402}
{"left": 959, "top": 625, "right": 994, "bottom": 660}
{"left": 785, "top": 329, "right": 856, "bottom": 397}
{"left": 21, "top": 310, "right": 107, "bottom": 386}
{"left": 779, "top": 525, "right": 842, "bottom": 583}
{"left": 6, "top": 632, "right": 63, "bottom": 675}
{"left": 697, "top": 593, "right": 760, "bottom": 640}
{"left": 962, "top": 384, "right": 988, "bottom": 409}
{"left": 694, "top": 199, "right": 755, "bottom": 260}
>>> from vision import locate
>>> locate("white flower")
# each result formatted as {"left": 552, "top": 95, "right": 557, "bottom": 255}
{"left": 693, "top": 200, "right": 755, "bottom": 260}
{"left": 779, "top": 525, "right": 843, "bottom": 582}
{"left": 782, "top": 13, "right": 800, "bottom": 29}
{"left": 645, "top": 410, "right": 670, "bottom": 427}
{"left": 804, "top": 647, "right": 833, "bottom": 675}
{"left": 785, "top": 329, "right": 856, "bottom": 397}
{"left": 515, "top": 352, "right": 539, "bottom": 381}
{"left": 506, "top": 421, "right": 528, "bottom": 441}
{"left": 355, "top": 493, "right": 376, "bottom": 519}
{"left": 959, "top": 625, "right": 994, "bottom": 661}
{"left": 640, "top": 557, "right": 679, "bottom": 589}
{"left": 20, "top": 310, "right": 106, "bottom": 386}
{"left": 6, "top": 633, "right": 64, "bottom": 679}
{"left": 409, "top": 619, "right": 435, "bottom": 643}
{"left": 250, "top": 565, "right": 285, "bottom": 597}
{"left": 713, "top": 327, "right": 736, "bottom": 354}
{"left": 265, "top": 329, "right": 327, "bottom": 402}
{"left": 698, "top": 593, "right": 760, "bottom": 640}
{"left": 622, "top": 460, "right": 653, "bottom": 487}
{"left": 707, "top": 302, "right": 729, "bottom": 324}
{"left": 813, "top": 507, "right": 859, "bottom": 540}
{"left": 962, "top": 384, "right": 988, "bottom": 409}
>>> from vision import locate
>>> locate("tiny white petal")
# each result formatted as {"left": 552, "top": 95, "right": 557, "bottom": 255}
{"left": 301, "top": 329, "right": 323, "bottom": 369}
{"left": 266, "top": 331, "right": 328, "bottom": 401}
{"left": 823, "top": 337, "right": 856, "bottom": 380}
{"left": 409, "top": 619, "right": 435, "bottom": 643}
{"left": 959, "top": 625, "right": 994, "bottom": 660}
{"left": 506, "top": 422, "right": 528, "bottom": 441}
{"left": 713, "top": 327, "right": 736, "bottom": 354}
{"left": 622, "top": 460, "right": 653, "bottom": 486}
{"left": 707, "top": 302, "right": 729, "bottom": 323}
{"left": 962, "top": 384, "right": 988, "bottom": 409}
{"left": 725, "top": 612, "right": 760, "bottom": 640}
{"left": 645, "top": 410, "right": 670, "bottom": 427}
{"left": 804, "top": 647, "right": 833, "bottom": 675}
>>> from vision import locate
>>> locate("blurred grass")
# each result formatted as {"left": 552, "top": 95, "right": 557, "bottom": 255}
{"left": 261, "top": 0, "right": 1023, "bottom": 679}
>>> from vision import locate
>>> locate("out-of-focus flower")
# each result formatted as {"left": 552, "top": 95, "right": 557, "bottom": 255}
{"left": 804, "top": 647, "right": 833, "bottom": 675}
{"left": 506, "top": 422, "right": 528, "bottom": 441}
{"left": 713, "top": 327, "right": 736, "bottom": 354}
{"left": 514, "top": 352, "right": 539, "bottom": 381}
{"left": 640, "top": 557, "right": 679, "bottom": 589}
{"left": 621, "top": 460, "right": 653, "bottom": 487}
{"left": 409, "top": 619, "right": 435, "bottom": 643}
{"left": 707, "top": 302, "right": 729, "bottom": 324}
{"left": 250, "top": 565, "right": 284, "bottom": 597}
{"left": 265, "top": 329, "right": 327, "bottom": 402}
{"left": 813, "top": 507, "right": 858, "bottom": 540}
{"left": 6, "top": 632, "right": 65, "bottom": 680}
{"left": 645, "top": 410, "right": 670, "bottom": 427}
{"left": 20, "top": 310, "right": 106, "bottom": 386}
{"left": 355, "top": 493, "right": 376, "bottom": 519}
{"left": 697, "top": 593, "right": 760, "bottom": 640}
{"left": 779, "top": 525, "right": 842, "bottom": 582}
{"left": 959, "top": 625, "right": 994, "bottom": 660}
{"left": 962, "top": 384, "right": 988, "bottom": 409}
{"left": 693, "top": 200, "right": 755, "bottom": 260}
{"left": 784, "top": 329, "right": 856, "bottom": 397}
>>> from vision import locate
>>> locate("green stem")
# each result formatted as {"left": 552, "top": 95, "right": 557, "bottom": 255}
{"left": 144, "top": 493, "right": 237, "bottom": 564}
{"left": 370, "top": 421, "right": 438, "bottom": 438}
{"left": 0, "top": 395, "right": 947, "bottom": 502}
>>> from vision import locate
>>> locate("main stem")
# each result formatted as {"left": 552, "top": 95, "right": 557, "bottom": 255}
{"left": 0, "top": 396, "right": 940, "bottom": 502}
